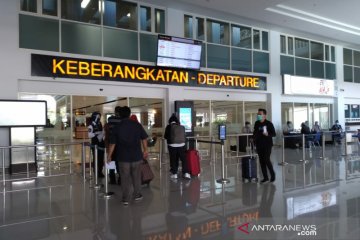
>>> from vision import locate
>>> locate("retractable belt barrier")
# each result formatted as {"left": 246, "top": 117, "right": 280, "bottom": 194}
{"left": 0, "top": 141, "right": 86, "bottom": 191}
{"left": 84, "top": 144, "right": 114, "bottom": 198}
{"left": 188, "top": 138, "right": 230, "bottom": 184}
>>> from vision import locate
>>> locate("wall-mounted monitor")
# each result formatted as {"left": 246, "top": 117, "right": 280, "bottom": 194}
{"left": 179, "top": 107, "right": 192, "bottom": 133}
{"left": 0, "top": 100, "right": 47, "bottom": 127}
{"left": 156, "top": 34, "right": 202, "bottom": 70}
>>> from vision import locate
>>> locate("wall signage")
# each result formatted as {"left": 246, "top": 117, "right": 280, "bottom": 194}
{"left": 31, "top": 54, "right": 267, "bottom": 91}
{"left": 283, "top": 74, "right": 335, "bottom": 96}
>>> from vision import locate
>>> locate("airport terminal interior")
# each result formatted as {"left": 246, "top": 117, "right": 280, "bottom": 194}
{"left": 2, "top": 0, "right": 360, "bottom": 239}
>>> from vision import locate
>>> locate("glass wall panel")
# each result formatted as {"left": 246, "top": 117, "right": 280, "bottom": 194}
{"left": 207, "top": 44, "right": 230, "bottom": 69}
{"left": 295, "top": 58, "right": 310, "bottom": 76}
{"left": 129, "top": 98, "right": 164, "bottom": 139}
{"left": 354, "top": 67, "right": 360, "bottom": 83}
{"left": 19, "top": 14, "right": 59, "bottom": 51}
{"left": 344, "top": 65, "right": 353, "bottom": 82}
{"left": 61, "top": 22, "right": 101, "bottom": 56}
{"left": 231, "top": 48, "right": 251, "bottom": 72}
{"left": 354, "top": 51, "right": 360, "bottom": 67}
{"left": 231, "top": 25, "right": 251, "bottom": 48}
{"left": 293, "top": 103, "right": 308, "bottom": 131}
{"left": 207, "top": 19, "right": 229, "bottom": 45}
{"left": 103, "top": 0, "right": 137, "bottom": 30}
{"left": 43, "top": 0, "right": 57, "bottom": 16}
{"left": 283, "top": 103, "right": 331, "bottom": 132}
{"left": 331, "top": 46, "right": 335, "bottom": 62}
{"left": 21, "top": 0, "right": 37, "bottom": 13}
{"left": 140, "top": 33, "right": 157, "bottom": 62}
{"left": 281, "top": 102, "right": 294, "bottom": 132}
{"left": 62, "top": 0, "right": 100, "bottom": 24}
{"left": 253, "top": 51, "right": 269, "bottom": 73}
{"left": 262, "top": 31, "right": 268, "bottom": 51}
{"left": 325, "top": 45, "right": 330, "bottom": 61}
{"left": 311, "top": 60, "right": 324, "bottom": 78}
{"left": 311, "top": 42, "right": 324, "bottom": 60}
{"left": 140, "top": 6, "right": 151, "bottom": 32}
{"left": 280, "top": 35, "right": 286, "bottom": 54}
{"left": 325, "top": 63, "right": 336, "bottom": 80}
{"left": 253, "top": 29, "right": 260, "bottom": 49}
{"left": 288, "top": 37, "right": 294, "bottom": 55}
{"left": 184, "top": 15, "right": 193, "bottom": 38}
{"left": 345, "top": 104, "right": 350, "bottom": 118}
{"left": 196, "top": 17, "right": 205, "bottom": 40}
{"left": 155, "top": 9, "right": 165, "bottom": 33}
{"left": 103, "top": 28, "right": 138, "bottom": 60}
{"left": 313, "top": 104, "right": 330, "bottom": 130}
{"left": 194, "top": 101, "right": 210, "bottom": 136}
{"left": 350, "top": 105, "right": 360, "bottom": 118}
{"left": 211, "top": 101, "right": 239, "bottom": 134}
{"left": 200, "top": 43, "right": 206, "bottom": 68}
{"left": 19, "top": 94, "right": 73, "bottom": 165}
{"left": 295, "top": 38, "right": 309, "bottom": 58}
{"left": 244, "top": 102, "right": 266, "bottom": 125}
{"left": 343, "top": 48, "right": 353, "bottom": 65}
{"left": 280, "top": 56, "right": 294, "bottom": 75}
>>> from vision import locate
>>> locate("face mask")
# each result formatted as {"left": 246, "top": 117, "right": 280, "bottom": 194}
{"left": 257, "top": 115, "right": 262, "bottom": 121}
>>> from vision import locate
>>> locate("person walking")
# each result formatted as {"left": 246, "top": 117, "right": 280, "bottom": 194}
{"left": 253, "top": 108, "right": 276, "bottom": 184}
{"left": 164, "top": 114, "right": 191, "bottom": 180}
{"left": 107, "top": 106, "right": 148, "bottom": 206}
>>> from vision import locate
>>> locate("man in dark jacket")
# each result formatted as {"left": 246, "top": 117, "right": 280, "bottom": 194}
{"left": 253, "top": 108, "right": 276, "bottom": 184}
{"left": 107, "top": 106, "right": 148, "bottom": 206}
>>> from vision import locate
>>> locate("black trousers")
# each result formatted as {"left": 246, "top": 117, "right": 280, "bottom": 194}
{"left": 91, "top": 142, "right": 104, "bottom": 175}
{"left": 256, "top": 144, "right": 275, "bottom": 180}
{"left": 168, "top": 146, "right": 187, "bottom": 175}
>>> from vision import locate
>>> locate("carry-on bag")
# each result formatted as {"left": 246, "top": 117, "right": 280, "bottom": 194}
{"left": 241, "top": 143, "right": 258, "bottom": 182}
{"left": 140, "top": 159, "right": 154, "bottom": 186}
{"left": 186, "top": 149, "right": 201, "bottom": 177}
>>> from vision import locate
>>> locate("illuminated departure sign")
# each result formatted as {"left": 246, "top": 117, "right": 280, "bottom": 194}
{"left": 31, "top": 54, "right": 267, "bottom": 91}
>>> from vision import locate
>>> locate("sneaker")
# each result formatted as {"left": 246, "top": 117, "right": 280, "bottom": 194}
{"left": 183, "top": 173, "right": 191, "bottom": 180}
{"left": 122, "top": 201, "right": 129, "bottom": 206}
{"left": 260, "top": 179, "right": 269, "bottom": 184}
{"left": 170, "top": 174, "right": 178, "bottom": 179}
{"left": 134, "top": 194, "right": 143, "bottom": 201}
{"left": 270, "top": 177, "right": 276, "bottom": 183}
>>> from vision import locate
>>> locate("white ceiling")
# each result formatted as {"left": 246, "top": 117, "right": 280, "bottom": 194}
{"left": 157, "top": 0, "right": 360, "bottom": 47}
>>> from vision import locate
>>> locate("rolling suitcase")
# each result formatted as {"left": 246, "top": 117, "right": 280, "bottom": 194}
{"left": 241, "top": 143, "right": 258, "bottom": 183}
{"left": 140, "top": 159, "right": 154, "bottom": 186}
{"left": 186, "top": 149, "right": 201, "bottom": 177}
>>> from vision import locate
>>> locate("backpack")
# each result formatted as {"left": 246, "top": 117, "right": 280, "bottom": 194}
{"left": 170, "top": 124, "right": 186, "bottom": 144}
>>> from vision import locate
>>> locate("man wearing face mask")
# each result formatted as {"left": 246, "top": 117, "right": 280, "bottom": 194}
{"left": 88, "top": 111, "right": 105, "bottom": 178}
{"left": 253, "top": 108, "right": 276, "bottom": 184}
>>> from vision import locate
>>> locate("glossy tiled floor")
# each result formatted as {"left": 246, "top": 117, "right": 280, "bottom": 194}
{"left": 1, "top": 143, "right": 360, "bottom": 240}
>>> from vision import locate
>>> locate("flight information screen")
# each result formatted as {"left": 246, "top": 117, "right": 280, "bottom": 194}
{"left": 157, "top": 35, "right": 202, "bottom": 70}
